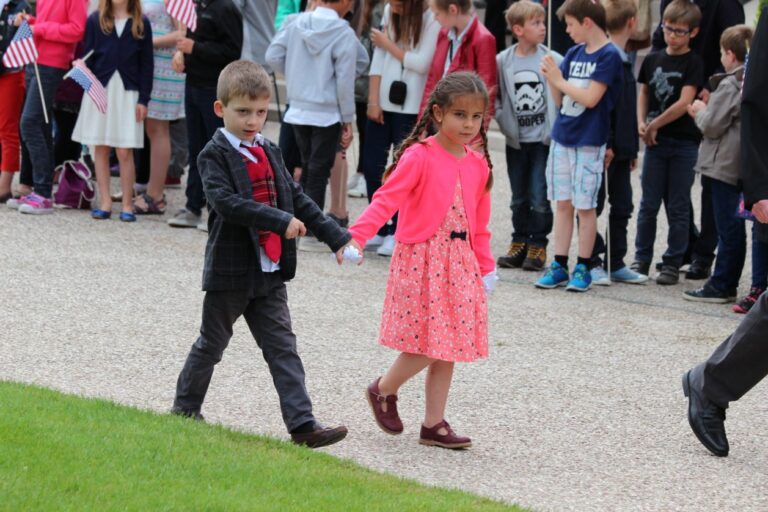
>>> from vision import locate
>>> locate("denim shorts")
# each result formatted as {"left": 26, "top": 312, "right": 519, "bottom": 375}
{"left": 545, "top": 141, "right": 605, "bottom": 209}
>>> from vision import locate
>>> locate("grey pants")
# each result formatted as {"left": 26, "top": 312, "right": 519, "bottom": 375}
{"left": 174, "top": 274, "right": 315, "bottom": 432}
{"left": 697, "top": 291, "right": 768, "bottom": 408}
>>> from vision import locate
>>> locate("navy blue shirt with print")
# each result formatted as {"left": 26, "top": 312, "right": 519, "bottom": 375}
{"left": 551, "top": 42, "right": 623, "bottom": 147}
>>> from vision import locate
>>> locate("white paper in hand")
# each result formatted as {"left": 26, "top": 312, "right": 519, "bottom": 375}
{"left": 342, "top": 246, "right": 362, "bottom": 264}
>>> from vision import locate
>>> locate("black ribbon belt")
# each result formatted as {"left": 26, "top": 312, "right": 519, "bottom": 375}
{"left": 450, "top": 231, "right": 467, "bottom": 240}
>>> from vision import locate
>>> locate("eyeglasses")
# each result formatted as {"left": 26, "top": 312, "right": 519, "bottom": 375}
{"left": 662, "top": 25, "right": 692, "bottom": 37}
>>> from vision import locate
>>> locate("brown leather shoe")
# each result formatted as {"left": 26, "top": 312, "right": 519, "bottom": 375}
{"left": 291, "top": 423, "right": 348, "bottom": 448}
{"left": 419, "top": 420, "right": 471, "bottom": 449}
{"left": 366, "top": 377, "right": 403, "bottom": 434}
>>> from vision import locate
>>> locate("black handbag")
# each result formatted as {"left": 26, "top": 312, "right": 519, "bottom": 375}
{"left": 388, "top": 63, "right": 407, "bottom": 106}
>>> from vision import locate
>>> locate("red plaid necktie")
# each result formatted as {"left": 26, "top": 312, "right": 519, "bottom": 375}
{"left": 242, "top": 144, "right": 282, "bottom": 263}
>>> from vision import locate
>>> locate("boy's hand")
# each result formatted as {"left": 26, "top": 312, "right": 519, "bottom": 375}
{"left": 336, "top": 240, "right": 364, "bottom": 265}
{"left": 176, "top": 37, "right": 195, "bottom": 54}
{"left": 171, "top": 51, "right": 185, "bottom": 73}
{"left": 643, "top": 121, "right": 658, "bottom": 146}
{"left": 540, "top": 55, "right": 563, "bottom": 86}
{"left": 340, "top": 123, "right": 353, "bottom": 149}
{"left": 698, "top": 89, "right": 710, "bottom": 103}
{"left": 752, "top": 200, "right": 768, "bottom": 224}
{"left": 284, "top": 217, "right": 307, "bottom": 239}
{"left": 638, "top": 121, "right": 647, "bottom": 137}
{"left": 135, "top": 104, "right": 148, "bottom": 122}
{"left": 687, "top": 99, "right": 706, "bottom": 118}
{"left": 604, "top": 148, "right": 614, "bottom": 171}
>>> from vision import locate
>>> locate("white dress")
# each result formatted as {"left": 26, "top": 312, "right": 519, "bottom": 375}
{"left": 72, "top": 19, "right": 144, "bottom": 148}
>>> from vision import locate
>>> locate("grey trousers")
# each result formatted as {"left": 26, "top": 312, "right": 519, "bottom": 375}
{"left": 697, "top": 291, "right": 768, "bottom": 408}
{"left": 174, "top": 274, "right": 315, "bottom": 432}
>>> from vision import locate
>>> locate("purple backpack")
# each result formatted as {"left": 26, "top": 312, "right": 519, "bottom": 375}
{"left": 53, "top": 160, "right": 95, "bottom": 210}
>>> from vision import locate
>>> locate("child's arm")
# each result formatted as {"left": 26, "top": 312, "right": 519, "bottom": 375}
{"left": 541, "top": 54, "right": 563, "bottom": 107}
{"left": 644, "top": 85, "right": 697, "bottom": 144}
{"left": 28, "top": 0, "right": 86, "bottom": 43}
{"left": 689, "top": 81, "right": 741, "bottom": 139}
{"left": 265, "top": 24, "right": 288, "bottom": 74}
{"left": 637, "top": 83, "right": 649, "bottom": 135}
{"left": 543, "top": 61, "right": 608, "bottom": 109}
{"left": 474, "top": 185, "right": 495, "bottom": 277}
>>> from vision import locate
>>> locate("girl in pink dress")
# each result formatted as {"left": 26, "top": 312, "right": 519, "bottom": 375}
{"left": 348, "top": 72, "right": 497, "bottom": 449}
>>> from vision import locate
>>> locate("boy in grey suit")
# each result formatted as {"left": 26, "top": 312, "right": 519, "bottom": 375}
{"left": 172, "top": 60, "right": 359, "bottom": 448}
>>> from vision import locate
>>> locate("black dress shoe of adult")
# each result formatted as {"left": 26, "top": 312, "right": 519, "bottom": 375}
{"left": 291, "top": 423, "right": 348, "bottom": 448}
{"left": 682, "top": 370, "right": 729, "bottom": 457}
{"left": 170, "top": 406, "right": 205, "bottom": 422}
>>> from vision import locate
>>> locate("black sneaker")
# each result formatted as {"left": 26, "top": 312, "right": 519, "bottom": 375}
{"left": 497, "top": 241, "right": 527, "bottom": 268}
{"left": 656, "top": 265, "right": 680, "bottom": 285}
{"left": 683, "top": 283, "right": 737, "bottom": 303}
{"left": 630, "top": 260, "right": 650, "bottom": 276}
{"left": 685, "top": 260, "right": 711, "bottom": 280}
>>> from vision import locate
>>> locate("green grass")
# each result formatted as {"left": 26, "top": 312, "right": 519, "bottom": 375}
{"left": 0, "top": 382, "right": 524, "bottom": 511}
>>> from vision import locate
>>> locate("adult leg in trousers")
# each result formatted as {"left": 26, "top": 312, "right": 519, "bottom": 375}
{"left": 184, "top": 85, "right": 222, "bottom": 216}
{"left": 242, "top": 277, "right": 315, "bottom": 432}
{"left": 684, "top": 291, "right": 768, "bottom": 456}
{"left": 174, "top": 289, "right": 250, "bottom": 414}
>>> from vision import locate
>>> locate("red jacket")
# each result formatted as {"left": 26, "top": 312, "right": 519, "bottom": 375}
{"left": 419, "top": 16, "right": 497, "bottom": 121}
{"left": 28, "top": 0, "right": 87, "bottom": 70}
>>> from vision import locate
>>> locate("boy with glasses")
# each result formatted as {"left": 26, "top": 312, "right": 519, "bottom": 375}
{"left": 630, "top": 0, "right": 704, "bottom": 285}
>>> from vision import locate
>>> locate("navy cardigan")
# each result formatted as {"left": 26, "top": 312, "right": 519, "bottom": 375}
{"left": 82, "top": 12, "right": 154, "bottom": 105}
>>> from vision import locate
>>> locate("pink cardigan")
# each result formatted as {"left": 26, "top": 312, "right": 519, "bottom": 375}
{"left": 28, "top": 0, "right": 87, "bottom": 70}
{"left": 349, "top": 137, "right": 494, "bottom": 275}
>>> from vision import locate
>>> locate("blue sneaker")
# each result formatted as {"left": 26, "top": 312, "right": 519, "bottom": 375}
{"left": 566, "top": 263, "right": 592, "bottom": 292}
{"left": 535, "top": 261, "right": 569, "bottom": 289}
{"left": 611, "top": 266, "right": 649, "bottom": 284}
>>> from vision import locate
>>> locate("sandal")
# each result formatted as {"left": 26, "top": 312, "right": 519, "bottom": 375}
{"left": 133, "top": 193, "right": 166, "bottom": 215}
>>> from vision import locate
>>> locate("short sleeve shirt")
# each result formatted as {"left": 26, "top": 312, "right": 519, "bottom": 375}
{"left": 551, "top": 42, "right": 623, "bottom": 147}
{"left": 638, "top": 49, "right": 704, "bottom": 142}
{"left": 512, "top": 52, "right": 547, "bottom": 143}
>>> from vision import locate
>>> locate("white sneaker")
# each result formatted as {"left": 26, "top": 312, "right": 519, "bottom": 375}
{"left": 168, "top": 208, "right": 202, "bottom": 228}
{"left": 196, "top": 221, "right": 208, "bottom": 233}
{"left": 590, "top": 265, "right": 612, "bottom": 286}
{"left": 299, "top": 235, "right": 329, "bottom": 253}
{"left": 347, "top": 173, "right": 367, "bottom": 198}
{"left": 376, "top": 235, "right": 396, "bottom": 257}
{"left": 364, "top": 234, "right": 386, "bottom": 252}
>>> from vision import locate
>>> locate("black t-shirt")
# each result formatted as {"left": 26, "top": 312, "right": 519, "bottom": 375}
{"left": 638, "top": 50, "right": 704, "bottom": 142}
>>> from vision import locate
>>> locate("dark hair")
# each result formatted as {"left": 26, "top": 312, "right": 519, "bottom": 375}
{"left": 390, "top": 0, "right": 425, "bottom": 46}
{"left": 720, "top": 24, "right": 754, "bottom": 62}
{"left": 359, "top": 0, "right": 382, "bottom": 34}
{"left": 383, "top": 72, "right": 493, "bottom": 191}
{"left": 662, "top": 0, "right": 702, "bottom": 29}
{"left": 432, "top": 0, "right": 473, "bottom": 14}
{"left": 217, "top": 60, "right": 272, "bottom": 105}
{"left": 556, "top": 0, "right": 607, "bottom": 32}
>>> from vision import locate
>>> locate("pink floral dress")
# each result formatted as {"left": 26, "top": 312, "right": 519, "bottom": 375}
{"left": 378, "top": 178, "right": 488, "bottom": 362}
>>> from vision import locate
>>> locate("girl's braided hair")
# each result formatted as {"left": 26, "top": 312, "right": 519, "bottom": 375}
{"left": 382, "top": 71, "right": 493, "bottom": 191}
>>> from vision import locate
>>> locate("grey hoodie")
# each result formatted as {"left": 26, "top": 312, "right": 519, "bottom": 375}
{"left": 266, "top": 9, "right": 369, "bottom": 124}
{"left": 494, "top": 44, "right": 562, "bottom": 150}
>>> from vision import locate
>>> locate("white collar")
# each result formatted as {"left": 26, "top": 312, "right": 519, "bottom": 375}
{"left": 448, "top": 15, "right": 475, "bottom": 45}
{"left": 220, "top": 127, "right": 264, "bottom": 150}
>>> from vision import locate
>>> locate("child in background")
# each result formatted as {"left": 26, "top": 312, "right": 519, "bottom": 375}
{"left": 683, "top": 25, "right": 753, "bottom": 303}
{"left": 0, "top": 0, "right": 29, "bottom": 203}
{"left": 535, "top": 0, "right": 623, "bottom": 292}
{"left": 421, "top": 0, "right": 496, "bottom": 123}
{"left": 495, "top": 0, "right": 560, "bottom": 272}
{"left": 587, "top": 0, "right": 648, "bottom": 285}
{"left": 172, "top": 60, "right": 354, "bottom": 449}
{"left": 631, "top": 0, "right": 703, "bottom": 285}
{"left": 350, "top": 72, "right": 496, "bottom": 449}
{"left": 71, "top": 0, "right": 153, "bottom": 222}
{"left": 12, "top": 0, "right": 87, "bottom": 214}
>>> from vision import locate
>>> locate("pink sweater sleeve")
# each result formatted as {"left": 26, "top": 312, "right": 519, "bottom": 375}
{"left": 348, "top": 146, "right": 425, "bottom": 246}
{"left": 474, "top": 184, "right": 494, "bottom": 276}
{"left": 32, "top": 1, "right": 87, "bottom": 43}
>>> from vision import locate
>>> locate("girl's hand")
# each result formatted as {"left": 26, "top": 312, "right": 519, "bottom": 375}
{"left": 171, "top": 51, "right": 185, "bottom": 73}
{"left": 136, "top": 104, "right": 148, "bottom": 122}
{"left": 367, "top": 104, "right": 384, "bottom": 124}
{"left": 370, "top": 28, "right": 391, "bottom": 50}
{"left": 336, "top": 240, "right": 364, "bottom": 265}
{"left": 176, "top": 37, "right": 195, "bottom": 54}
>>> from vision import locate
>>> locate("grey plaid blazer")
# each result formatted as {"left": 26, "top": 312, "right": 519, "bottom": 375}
{"left": 198, "top": 130, "right": 351, "bottom": 291}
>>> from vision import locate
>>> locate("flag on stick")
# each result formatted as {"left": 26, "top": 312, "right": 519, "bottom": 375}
{"left": 1, "top": 20, "right": 37, "bottom": 68}
{"left": 69, "top": 61, "right": 108, "bottom": 114}
{"left": 167, "top": 0, "right": 197, "bottom": 32}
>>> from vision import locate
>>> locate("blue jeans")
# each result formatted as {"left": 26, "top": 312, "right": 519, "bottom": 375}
{"left": 505, "top": 142, "right": 552, "bottom": 246}
{"left": 634, "top": 138, "right": 698, "bottom": 267}
{"left": 20, "top": 64, "right": 66, "bottom": 199}
{"left": 706, "top": 176, "right": 746, "bottom": 292}
{"left": 362, "top": 112, "right": 416, "bottom": 237}
{"left": 185, "top": 84, "right": 223, "bottom": 216}
{"left": 751, "top": 223, "right": 768, "bottom": 289}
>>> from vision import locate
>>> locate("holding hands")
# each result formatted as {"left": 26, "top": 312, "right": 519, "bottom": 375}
{"left": 639, "top": 120, "right": 658, "bottom": 146}
{"left": 336, "top": 240, "right": 364, "bottom": 266}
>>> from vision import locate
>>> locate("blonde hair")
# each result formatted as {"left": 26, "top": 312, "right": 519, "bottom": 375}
{"left": 505, "top": 0, "right": 546, "bottom": 31}
{"left": 98, "top": 0, "right": 144, "bottom": 39}
{"left": 217, "top": 61, "right": 272, "bottom": 105}
{"left": 720, "top": 24, "right": 753, "bottom": 62}
{"left": 602, "top": 0, "right": 637, "bottom": 32}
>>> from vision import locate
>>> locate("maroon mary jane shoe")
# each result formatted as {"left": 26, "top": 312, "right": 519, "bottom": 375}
{"left": 366, "top": 377, "right": 403, "bottom": 435}
{"left": 419, "top": 420, "right": 472, "bottom": 449}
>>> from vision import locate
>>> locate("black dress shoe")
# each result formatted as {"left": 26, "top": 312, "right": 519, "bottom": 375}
{"left": 291, "top": 423, "right": 348, "bottom": 448}
{"left": 686, "top": 260, "right": 711, "bottom": 280}
{"left": 170, "top": 406, "right": 205, "bottom": 422}
{"left": 682, "top": 370, "right": 729, "bottom": 457}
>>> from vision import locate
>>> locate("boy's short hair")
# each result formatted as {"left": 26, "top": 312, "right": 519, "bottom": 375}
{"left": 662, "top": 0, "right": 702, "bottom": 30}
{"left": 432, "top": 0, "right": 473, "bottom": 14}
{"left": 602, "top": 0, "right": 637, "bottom": 32}
{"left": 556, "top": 0, "right": 607, "bottom": 32}
{"left": 505, "top": 0, "right": 546, "bottom": 30}
{"left": 216, "top": 60, "right": 272, "bottom": 105}
{"left": 720, "top": 24, "right": 754, "bottom": 62}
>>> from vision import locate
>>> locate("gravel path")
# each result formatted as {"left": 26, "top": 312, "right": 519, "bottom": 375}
{"left": 2, "top": 124, "right": 767, "bottom": 511}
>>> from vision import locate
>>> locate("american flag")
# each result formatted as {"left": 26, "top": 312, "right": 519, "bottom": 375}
{"left": 167, "top": 0, "right": 197, "bottom": 32}
{"left": 1, "top": 20, "right": 37, "bottom": 68}
{"left": 69, "top": 61, "right": 108, "bottom": 114}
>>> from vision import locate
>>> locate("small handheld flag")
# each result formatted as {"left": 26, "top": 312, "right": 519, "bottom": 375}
{"left": 167, "top": 0, "right": 197, "bottom": 32}
{"left": 69, "top": 61, "right": 108, "bottom": 114}
{"left": 2, "top": 20, "right": 37, "bottom": 68}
